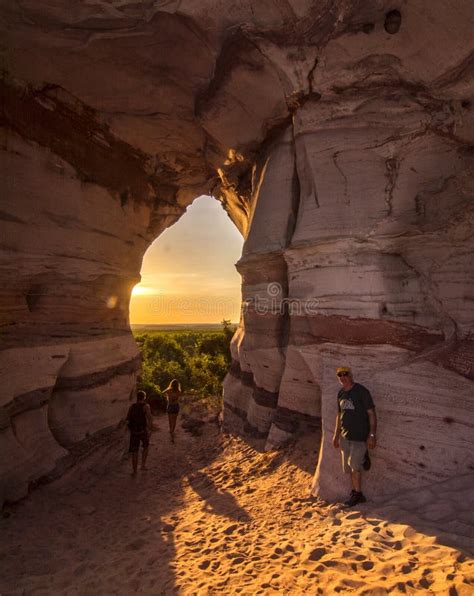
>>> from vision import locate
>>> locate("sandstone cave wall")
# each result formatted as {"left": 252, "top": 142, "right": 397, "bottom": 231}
{"left": 223, "top": 96, "right": 474, "bottom": 500}
{"left": 0, "top": 130, "right": 150, "bottom": 502}
{"left": 1, "top": 0, "right": 473, "bottom": 504}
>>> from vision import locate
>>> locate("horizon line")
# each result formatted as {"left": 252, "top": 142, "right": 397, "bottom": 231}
{"left": 130, "top": 322, "right": 238, "bottom": 326}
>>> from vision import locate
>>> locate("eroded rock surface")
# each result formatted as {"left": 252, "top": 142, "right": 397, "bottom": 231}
{"left": 1, "top": 0, "right": 473, "bottom": 504}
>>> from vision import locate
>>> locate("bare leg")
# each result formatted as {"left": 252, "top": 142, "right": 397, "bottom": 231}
{"left": 351, "top": 471, "right": 362, "bottom": 493}
{"left": 168, "top": 413, "right": 178, "bottom": 438}
{"left": 141, "top": 447, "right": 149, "bottom": 470}
{"left": 131, "top": 452, "right": 138, "bottom": 476}
{"left": 170, "top": 413, "right": 178, "bottom": 433}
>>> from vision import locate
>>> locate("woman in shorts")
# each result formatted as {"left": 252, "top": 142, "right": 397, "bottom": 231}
{"left": 164, "top": 379, "right": 182, "bottom": 442}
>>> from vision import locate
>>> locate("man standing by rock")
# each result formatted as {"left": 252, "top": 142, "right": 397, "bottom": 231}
{"left": 332, "top": 367, "right": 377, "bottom": 507}
{"left": 127, "top": 390, "right": 153, "bottom": 476}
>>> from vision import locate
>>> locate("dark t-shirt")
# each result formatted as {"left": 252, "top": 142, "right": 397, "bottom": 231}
{"left": 337, "top": 383, "right": 375, "bottom": 442}
{"left": 127, "top": 402, "right": 147, "bottom": 433}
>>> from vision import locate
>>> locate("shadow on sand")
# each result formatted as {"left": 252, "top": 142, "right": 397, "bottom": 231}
{"left": 187, "top": 470, "right": 251, "bottom": 522}
{"left": 0, "top": 414, "right": 226, "bottom": 594}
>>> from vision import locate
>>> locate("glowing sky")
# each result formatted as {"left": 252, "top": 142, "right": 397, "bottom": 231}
{"left": 129, "top": 196, "right": 244, "bottom": 324}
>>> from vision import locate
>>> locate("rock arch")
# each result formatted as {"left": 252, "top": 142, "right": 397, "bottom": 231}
{"left": 1, "top": 1, "right": 473, "bottom": 504}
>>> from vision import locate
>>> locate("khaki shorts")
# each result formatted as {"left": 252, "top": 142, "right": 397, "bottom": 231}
{"left": 340, "top": 436, "right": 366, "bottom": 473}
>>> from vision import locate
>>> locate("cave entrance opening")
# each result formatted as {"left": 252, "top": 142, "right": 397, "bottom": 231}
{"left": 130, "top": 195, "right": 243, "bottom": 326}
{"left": 129, "top": 194, "right": 244, "bottom": 410}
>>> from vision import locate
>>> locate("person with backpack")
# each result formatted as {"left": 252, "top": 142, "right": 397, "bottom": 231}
{"left": 127, "top": 390, "right": 153, "bottom": 476}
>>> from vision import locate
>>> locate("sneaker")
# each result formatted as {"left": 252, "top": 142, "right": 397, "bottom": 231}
{"left": 344, "top": 491, "right": 367, "bottom": 507}
{"left": 342, "top": 489, "right": 355, "bottom": 505}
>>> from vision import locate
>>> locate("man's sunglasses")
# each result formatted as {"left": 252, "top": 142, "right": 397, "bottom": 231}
{"left": 337, "top": 372, "right": 350, "bottom": 377}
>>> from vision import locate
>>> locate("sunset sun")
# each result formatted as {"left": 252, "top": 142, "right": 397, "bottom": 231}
{"left": 131, "top": 284, "right": 159, "bottom": 297}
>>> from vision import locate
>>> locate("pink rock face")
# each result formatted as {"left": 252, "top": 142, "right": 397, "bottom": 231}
{"left": 1, "top": 1, "right": 473, "bottom": 504}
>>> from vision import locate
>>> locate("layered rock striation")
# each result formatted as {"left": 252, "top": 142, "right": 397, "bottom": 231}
{"left": 1, "top": 1, "right": 473, "bottom": 504}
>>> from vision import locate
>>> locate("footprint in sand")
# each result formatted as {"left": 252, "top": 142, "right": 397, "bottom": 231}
{"left": 403, "top": 527, "right": 418, "bottom": 539}
{"left": 342, "top": 549, "right": 356, "bottom": 558}
{"left": 345, "top": 512, "right": 362, "bottom": 520}
{"left": 322, "top": 559, "right": 340, "bottom": 568}
{"left": 223, "top": 524, "right": 238, "bottom": 535}
{"left": 369, "top": 546, "right": 384, "bottom": 553}
{"left": 340, "top": 578, "right": 366, "bottom": 590}
{"left": 361, "top": 561, "right": 375, "bottom": 571}
{"left": 126, "top": 538, "right": 148, "bottom": 551}
{"left": 184, "top": 540, "right": 196, "bottom": 546}
{"left": 381, "top": 539, "right": 403, "bottom": 550}
{"left": 308, "top": 547, "right": 326, "bottom": 561}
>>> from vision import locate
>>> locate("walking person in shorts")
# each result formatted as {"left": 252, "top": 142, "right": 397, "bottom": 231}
{"left": 164, "top": 379, "right": 182, "bottom": 443}
{"left": 127, "top": 390, "right": 153, "bottom": 476}
{"left": 332, "top": 367, "right": 377, "bottom": 507}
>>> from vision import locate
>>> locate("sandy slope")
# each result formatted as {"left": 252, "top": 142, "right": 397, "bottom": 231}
{"left": 1, "top": 404, "right": 473, "bottom": 595}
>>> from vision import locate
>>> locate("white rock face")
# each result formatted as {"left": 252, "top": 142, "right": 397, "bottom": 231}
{"left": 0, "top": 0, "right": 473, "bottom": 503}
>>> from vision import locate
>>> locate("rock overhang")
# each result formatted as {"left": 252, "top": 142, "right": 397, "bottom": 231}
{"left": 0, "top": 0, "right": 473, "bottom": 504}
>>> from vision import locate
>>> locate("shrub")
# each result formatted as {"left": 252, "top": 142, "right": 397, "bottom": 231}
{"left": 134, "top": 322, "right": 234, "bottom": 402}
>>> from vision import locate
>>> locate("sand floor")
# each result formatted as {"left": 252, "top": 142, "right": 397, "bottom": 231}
{"left": 1, "top": 406, "right": 473, "bottom": 595}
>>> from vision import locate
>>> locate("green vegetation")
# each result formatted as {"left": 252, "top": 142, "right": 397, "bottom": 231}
{"left": 133, "top": 321, "right": 235, "bottom": 412}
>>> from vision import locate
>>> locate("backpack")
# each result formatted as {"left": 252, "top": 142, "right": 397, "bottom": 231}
{"left": 128, "top": 402, "right": 147, "bottom": 433}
